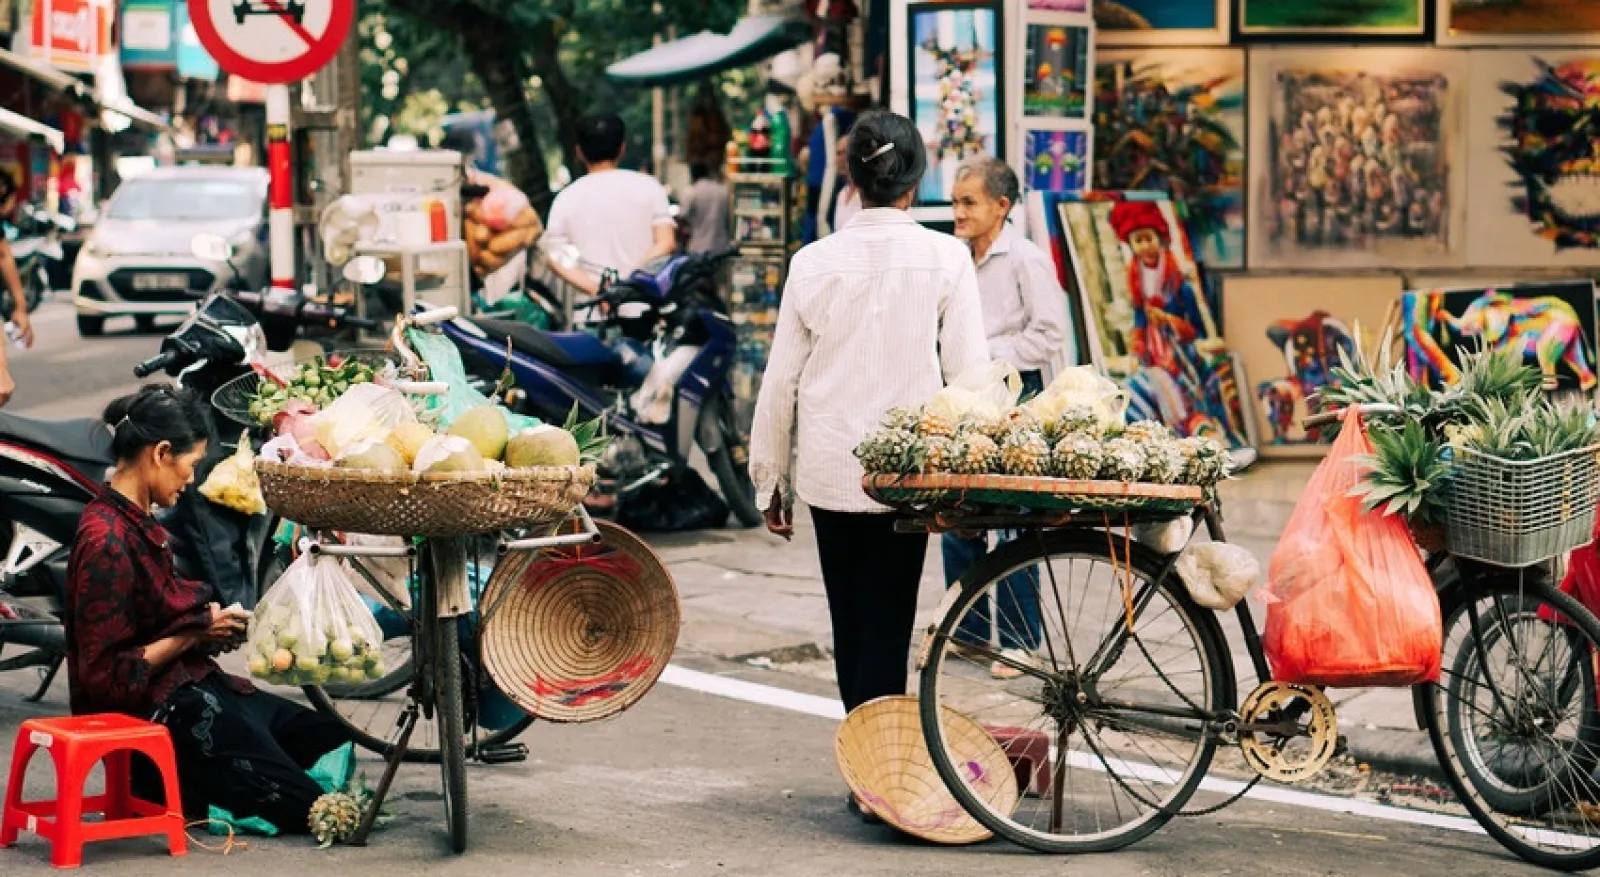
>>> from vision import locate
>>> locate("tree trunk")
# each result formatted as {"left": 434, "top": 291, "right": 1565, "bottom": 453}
{"left": 529, "top": 19, "right": 582, "bottom": 180}
{"left": 459, "top": 18, "right": 552, "bottom": 207}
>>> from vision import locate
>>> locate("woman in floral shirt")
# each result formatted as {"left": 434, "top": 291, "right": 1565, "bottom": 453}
{"left": 66, "top": 384, "right": 348, "bottom": 830}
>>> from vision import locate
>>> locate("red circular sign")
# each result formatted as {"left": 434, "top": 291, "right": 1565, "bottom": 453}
{"left": 187, "top": 0, "right": 353, "bottom": 85}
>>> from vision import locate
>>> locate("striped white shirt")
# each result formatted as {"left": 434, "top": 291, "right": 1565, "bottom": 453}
{"left": 749, "top": 208, "right": 989, "bottom": 514}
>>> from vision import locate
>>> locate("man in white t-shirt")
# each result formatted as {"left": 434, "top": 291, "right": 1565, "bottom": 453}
{"left": 543, "top": 113, "right": 677, "bottom": 294}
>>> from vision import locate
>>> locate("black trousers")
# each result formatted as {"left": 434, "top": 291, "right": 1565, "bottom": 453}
{"left": 811, "top": 508, "right": 928, "bottom": 713}
{"left": 136, "top": 676, "right": 350, "bottom": 832}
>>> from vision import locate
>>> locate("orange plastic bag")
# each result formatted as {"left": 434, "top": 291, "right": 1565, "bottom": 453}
{"left": 1262, "top": 411, "right": 1442, "bottom": 687}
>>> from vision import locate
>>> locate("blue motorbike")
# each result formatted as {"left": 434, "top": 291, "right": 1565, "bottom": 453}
{"left": 436, "top": 245, "right": 762, "bottom": 527}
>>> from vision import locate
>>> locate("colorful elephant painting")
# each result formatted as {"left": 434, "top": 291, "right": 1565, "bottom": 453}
{"left": 1403, "top": 283, "right": 1600, "bottom": 391}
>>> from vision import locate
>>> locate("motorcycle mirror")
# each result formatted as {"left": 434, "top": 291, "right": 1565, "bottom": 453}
{"left": 545, "top": 242, "right": 582, "bottom": 270}
{"left": 191, "top": 233, "right": 234, "bottom": 263}
{"left": 342, "top": 255, "right": 386, "bottom": 285}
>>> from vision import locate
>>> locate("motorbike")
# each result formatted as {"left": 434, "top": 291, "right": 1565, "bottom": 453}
{"left": 436, "top": 243, "right": 762, "bottom": 528}
{"left": 0, "top": 236, "right": 377, "bottom": 701}
{"left": 3, "top": 204, "right": 74, "bottom": 316}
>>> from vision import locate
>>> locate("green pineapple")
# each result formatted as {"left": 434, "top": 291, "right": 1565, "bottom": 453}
{"left": 1051, "top": 435, "right": 1103, "bottom": 480}
{"left": 922, "top": 436, "right": 957, "bottom": 474}
{"left": 1002, "top": 407, "right": 1043, "bottom": 435}
{"left": 1455, "top": 345, "right": 1543, "bottom": 401}
{"left": 957, "top": 411, "right": 1007, "bottom": 442}
{"left": 1054, "top": 404, "right": 1104, "bottom": 440}
{"left": 1143, "top": 439, "right": 1185, "bottom": 484}
{"left": 1000, "top": 426, "right": 1052, "bottom": 476}
{"left": 854, "top": 427, "right": 920, "bottom": 474}
{"left": 1177, "top": 436, "right": 1230, "bottom": 486}
{"left": 1100, "top": 438, "right": 1148, "bottom": 482}
{"left": 1121, "top": 420, "right": 1172, "bottom": 445}
{"left": 1351, "top": 420, "right": 1452, "bottom": 525}
{"left": 917, "top": 408, "right": 956, "bottom": 439}
{"left": 880, "top": 406, "right": 922, "bottom": 432}
{"left": 952, "top": 432, "right": 1001, "bottom": 474}
{"left": 309, "top": 791, "right": 362, "bottom": 848}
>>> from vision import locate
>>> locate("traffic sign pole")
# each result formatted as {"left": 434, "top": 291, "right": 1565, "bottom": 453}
{"left": 266, "top": 84, "right": 293, "bottom": 290}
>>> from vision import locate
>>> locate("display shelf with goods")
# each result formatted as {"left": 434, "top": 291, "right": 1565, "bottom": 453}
{"left": 730, "top": 170, "right": 800, "bottom": 249}
{"left": 728, "top": 255, "right": 785, "bottom": 431}
{"left": 351, "top": 241, "right": 471, "bottom": 343}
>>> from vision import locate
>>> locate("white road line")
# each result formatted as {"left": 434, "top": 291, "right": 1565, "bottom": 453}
{"left": 656, "top": 662, "right": 1585, "bottom": 845}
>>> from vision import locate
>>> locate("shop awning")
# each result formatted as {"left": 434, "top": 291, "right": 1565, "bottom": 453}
{"left": 0, "top": 48, "right": 172, "bottom": 133}
{"left": 606, "top": 14, "right": 813, "bottom": 88}
{"left": 0, "top": 107, "right": 64, "bottom": 154}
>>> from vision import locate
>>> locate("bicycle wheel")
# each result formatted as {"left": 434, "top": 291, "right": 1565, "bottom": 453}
{"left": 920, "top": 529, "right": 1234, "bottom": 853}
{"left": 434, "top": 608, "right": 470, "bottom": 853}
{"left": 1422, "top": 573, "right": 1600, "bottom": 872}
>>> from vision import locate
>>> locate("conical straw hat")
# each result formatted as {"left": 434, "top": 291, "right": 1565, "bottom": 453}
{"left": 834, "top": 695, "right": 1018, "bottom": 845}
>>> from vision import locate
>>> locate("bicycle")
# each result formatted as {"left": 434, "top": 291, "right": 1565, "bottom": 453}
{"left": 910, "top": 402, "right": 1600, "bottom": 871}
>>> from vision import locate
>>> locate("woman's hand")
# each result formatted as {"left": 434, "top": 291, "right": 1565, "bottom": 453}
{"left": 764, "top": 488, "right": 793, "bottom": 542}
{"left": 197, "top": 603, "right": 248, "bottom": 650}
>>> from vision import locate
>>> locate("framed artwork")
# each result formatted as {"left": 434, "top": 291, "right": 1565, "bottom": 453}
{"left": 1237, "top": 0, "right": 1427, "bottom": 38}
{"left": 1094, "top": 48, "right": 1246, "bottom": 269}
{"left": 1022, "top": 23, "right": 1090, "bottom": 120}
{"left": 1464, "top": 52, "right": 1600, "bottom": 267}
{"left": 1222, "top": 274, "right": 1404, "bottom": 457}
{"left": 1028, "top": 0, "right": 1087, "bottom": 10}
{"left": 1048, "top": 191, "right": 1254, "bottom": 450}
{"left": 1095, "top": 0, "right": 1229, "bottom": 46}
{"left": 1024, "top": 129, "right": 1090, "bottom": 192}
{"left": 1402, "top": 281, "right": 1600, "bottom": 392}
{"left": 893, "top": 0, "right": 1006, "bottom": 211}
{"left": 1439, "top": 0, "right": 1600, "bottom": 46}
{"left": 1247, "top": 48, "right": 1468, "bottom": 270}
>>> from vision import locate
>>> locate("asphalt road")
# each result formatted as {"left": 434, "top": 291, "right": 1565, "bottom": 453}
{"left": 0, "top": 302, "right": 1575, "bottom": 875}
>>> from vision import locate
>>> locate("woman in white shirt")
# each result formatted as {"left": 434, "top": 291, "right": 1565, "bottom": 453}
{"left": 748, "top": 113, "right": 988, "bottom": 813}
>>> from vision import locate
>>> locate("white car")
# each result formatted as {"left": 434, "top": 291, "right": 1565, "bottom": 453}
{"left": 72, "top": 167, "right": 269, "bottom": 337}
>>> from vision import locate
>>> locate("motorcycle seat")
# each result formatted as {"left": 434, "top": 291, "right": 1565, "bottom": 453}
{"left": 0, "top": 413, "right": 113, "bottom": 474}
{"left": 466, "top": 317, "right": 617, "bottom": 368}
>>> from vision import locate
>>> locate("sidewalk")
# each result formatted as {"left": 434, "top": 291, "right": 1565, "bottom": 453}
{"left": 650, "top": 460, "right": 1437, "bottom": 778}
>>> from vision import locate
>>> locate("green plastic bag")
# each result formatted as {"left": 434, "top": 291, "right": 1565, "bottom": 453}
{"left": 206, "top": 742, "right": 356, "bottom": 837}
{"left": 405, "top": 326, "right": 540, "bottom": 434}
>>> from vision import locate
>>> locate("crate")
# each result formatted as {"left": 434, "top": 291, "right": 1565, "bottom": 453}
{"left": 1443, "top": 443, "right": 1600, "bottom": 568}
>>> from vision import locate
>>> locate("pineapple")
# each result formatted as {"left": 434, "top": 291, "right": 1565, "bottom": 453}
{"left": 1054, "top": 404, "right": 1104, "bottom": 440}
{"left": 1052, "top": 435, "right": 1103, "bottom": 480}
{"left": 1351, "top": 419, "right": 1451, "bottom": 524}
{"left": 1143, "top": 439, "right": 1185, "bottom": 484}
{"left": 1121, "top": 420, "right": 1172, "bottom": 445}
{"left": 880, "top": 406, "right": 922, "bottom": 432}
{"left": 952, "top": 432, "right": 1001, "bottom": 474}
{"left": 917, "top": 408, "right": 956, "bottom": 439}
{"left": 309, "top": 791, "right": 362, "bottom": 848}
{"left": 1000, "top": 427, "right": 1052, "bottom": 476}
{"left": 957, "top": 410, "right": 1007, "bottom": 442}
{"left": 1177, "top": 436, "right": 1230, "bottom": 486}
{"left": 922, "top": 436, "right": 957, "bottom": 474}
{"left": 1100, "top": 438, "right": 1149, "bottom": 482}
{"left": 854, "top": 427, "right": 920, "bottom": 474}
{"left": 1002, "top": 407, "right": 1042, "bottom": 434}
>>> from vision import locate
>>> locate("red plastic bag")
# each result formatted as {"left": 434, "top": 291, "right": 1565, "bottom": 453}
{"left": 1262, "top": 411, "right": 1442, "bottom": 687}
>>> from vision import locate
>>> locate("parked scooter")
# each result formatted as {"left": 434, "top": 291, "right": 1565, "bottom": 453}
{"left": 436, "top": 243, "right": 762, "bottom": 527}
{"left": 0, "top": 237, "right": 377, "bottom": 700}
{"left": 3, "top": 204, "right": 74, "bottom": 316}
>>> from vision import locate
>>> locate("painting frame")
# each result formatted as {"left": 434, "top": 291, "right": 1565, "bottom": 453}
{"left": 1023, "top": 126, "right": 1092, "bottom": 193}
{"left": 1234, "top": 0, "right": 1430, "bottom": 40}
{"left": 1094, "top": 47, "right": 1247, "bottom": 270}
{"left": 1437, "top": 0, "right": 1600, "bottom": 47}
{"left": 890, "top": 0, "right": 1008, "bottom": 220}
{"left": 1096, "top": 0, "right": 1230, "bottom": 47}
{"left": 1401, "top": 281, "right": 1600, "bottom": 393}
{"left": 1020, "top": 19, "right": 1092, "bottom": 122}
{"left": 1246, "top": 47, "right": 1469, "bottom": 271}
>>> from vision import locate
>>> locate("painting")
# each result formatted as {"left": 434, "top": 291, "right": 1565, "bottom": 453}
{"left": 1049, "top": 191, "right": 1254, "bottom": 450}
{"left": 1402, "top": 281, "right": 1600, "bottom": 392}
{"left": 1095, "top": 0, "right": 1229, "bottom": 45}
{"left": 1238, "top": 0, "right": 1426, "bottom": 36}
{"left": 1025, "top": 129, "right": 1090, "bottom": 192}
{"left": 1029, "top": 0, "right": 1087, "bottom": 10}
{"left": 1440, "top": 0, "right": 1600, "bottom": 46}
{"left": 1094, "top": 48, "right": 1245, "bottom": 269}
{"left": 1248, "top": 48, "right": 1468, "bottom": 270}
{"left": 1022, "top": 24, "right": 1090, "bottom": 119}
{"left": 1463, "top": 52, "right": 1600, "bottom": 267}
{"left": 903, "top": 1, "right": 1004, "bottom": 207}
{"left": 1223, "top": 275, "right": 1404, "bottom": 456}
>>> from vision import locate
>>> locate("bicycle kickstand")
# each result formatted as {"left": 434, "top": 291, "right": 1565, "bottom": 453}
{"left": 349, "top": 701, "right": 420, "bottom": 847}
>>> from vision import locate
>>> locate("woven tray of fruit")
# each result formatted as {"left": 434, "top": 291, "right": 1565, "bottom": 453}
{"left": 855, "top": 398, "right": 1230, "bottom": 520}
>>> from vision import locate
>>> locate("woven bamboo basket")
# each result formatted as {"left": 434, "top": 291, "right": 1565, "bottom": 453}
{"left": 479, "top": 518, "right": 679, "bottom": 724}
{"left": 255, "top": 460, "right": 595, "bottom": 537}
{"left": 864, "top": 473, "right": 1203, "bottom": 517}
{"left": 835, "top": 695, "right": 1018, "bottom": 845}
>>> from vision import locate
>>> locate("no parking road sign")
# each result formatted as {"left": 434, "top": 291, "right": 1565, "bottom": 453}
{"left": 188, "top": 0, "right": 353, "bottom": 84}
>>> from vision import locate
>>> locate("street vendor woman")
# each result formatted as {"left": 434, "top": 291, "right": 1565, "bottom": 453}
{"left": 748, "top": 111, "right": 988, "bottom": 820}
{"left": 65, "top": 384, "right": 349, "bottom": 830}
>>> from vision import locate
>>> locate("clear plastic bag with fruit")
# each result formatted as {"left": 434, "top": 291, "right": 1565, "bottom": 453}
{"left": 246, "top": 551, "right": 387, "bottom": 687}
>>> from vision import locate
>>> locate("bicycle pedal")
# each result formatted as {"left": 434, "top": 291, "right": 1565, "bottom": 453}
{"left": 476, "top": 743, "right": 528, "bottom": 764}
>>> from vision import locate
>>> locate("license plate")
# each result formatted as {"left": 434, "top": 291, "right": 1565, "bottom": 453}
{"left": 132, "top": 273, "right": 188, "bottom": 290}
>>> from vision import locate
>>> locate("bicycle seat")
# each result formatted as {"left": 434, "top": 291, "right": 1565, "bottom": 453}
{"left": 465, "top": 317, "right": 617, "bottom": 369}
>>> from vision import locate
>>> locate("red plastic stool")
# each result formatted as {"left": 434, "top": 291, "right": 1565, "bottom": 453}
{"left": 1, "top": 714, "right": 187, "bottom": 868}
{"left": 986, "top": 725, "right": 1053, "bottom": 798}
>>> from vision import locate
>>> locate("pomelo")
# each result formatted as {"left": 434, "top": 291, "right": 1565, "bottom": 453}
{"left": 504, "top": 424, "right": 580, "bottom": 468}
{"left": 448, "top": 405, "right": 510, "bottom": 461}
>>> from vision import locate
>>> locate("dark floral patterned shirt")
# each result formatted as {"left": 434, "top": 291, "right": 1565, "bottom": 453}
{"left": 65, "top": 488, "right": 252, "bottom": 717}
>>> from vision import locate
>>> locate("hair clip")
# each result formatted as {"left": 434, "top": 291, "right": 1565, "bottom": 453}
{"left": 866, "top": 143, "right": 895, "bottom": 163}
{"left": 113, "top": 416, "right": 131, "bottom": 436}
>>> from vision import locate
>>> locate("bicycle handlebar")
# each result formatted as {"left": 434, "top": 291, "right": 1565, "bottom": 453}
{"left": 1301, "top": 402, "right": 1402, "bottom": 430}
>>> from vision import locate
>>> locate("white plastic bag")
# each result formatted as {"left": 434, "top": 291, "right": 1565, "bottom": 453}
{"left": 926, "top": 361, "right": 1022, "bottom": 422}
{"left": 1131, "top": 518, "right": 1194, "bottom": 555}
{"left": 1024, "top": 365, "right": 1129, "bottom": 429}
{"left": 1177, "top": 543, "right": 1261, "bottom": 611}
{"left": 245, "top": 552, "right": 387, "bottom": 687}
{"left": 312, "top": 383, "right": 415, "bottom": 460}
{"left": 340, "top": 534, "right": 412, "bottom": 611}
{"left": 258, "top": 433, "right": 334, "bottom": 468}
{"left": 199, "top": 431, "right": 266, "bottom": 515}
